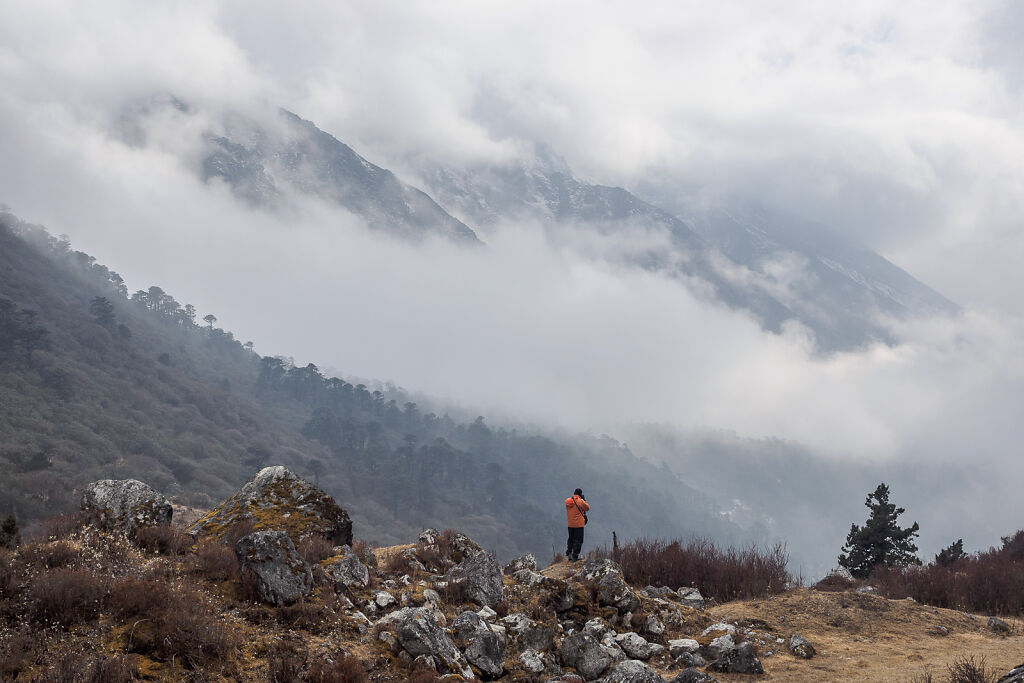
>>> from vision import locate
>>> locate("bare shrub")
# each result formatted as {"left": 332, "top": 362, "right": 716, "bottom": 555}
{"left": 351, "top": 540, "right": 376, "bottom": 568}
{"left": 109, "top": 576, "right": 172, "bottom": 617}
{"left": 299, "top": 535, "right": 335, "bottom": 565}
{"left": 874, "top": 538, "right": 1024, "bottom": 615}
{"left": 813, "top": 571, "right": 856, "bottom": 592}
{"left": 123, "top": 585, "right": 238, "bottom": 669}
{"left": 385, "top": 551, "right": 415, "bottom": 576}
{"left": 0, "top": 548, "right": 17, "bottom": 598}
{"left": 413, "top": 544, "right": 444, "bottom": 571}
{"left": 551, "top": 553, "right": 566, "bottom": 565}
{"left": 267, "top": 641, "right": 304, "bottom": 682}
{"left": 196, "top": 542, "right": 240, "bottom": 581}
{"left": 404, "top": 668, "right": 442, "bottom": 683}
{"left": 135, "top": 525, "right": 193, "bottom": 555}
{"left": 306, "top": 653, "right": 369, "bottom": 683}
{"left": 277, "top": 600, "right": 335, "bottom": 633}
{"left": 591, "top": 537, "right": 789, "bottom": 602}
{"left": 222, "top": 519, "right": 257, "bottom": 548}
{"left": 39, "top": 653, "right": 139, "bottom": 683}
{"left": 0, "top": 627, "right": 35, "bottom": 679}
{"left": 946, "top": 655, "right": 997, "bottom": 683}
{"left": 28, "top": 568, "right": 108, "bottom": 626}
{"left": 38, "top": 512, "right": 89, "bottom": 540}
{"left": 20, "top": 540, "right": 79, "bottom": 569}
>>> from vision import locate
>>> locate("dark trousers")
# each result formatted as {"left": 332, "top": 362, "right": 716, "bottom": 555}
{"left": 567, "top": 526, "right": 585, "bottom": 559}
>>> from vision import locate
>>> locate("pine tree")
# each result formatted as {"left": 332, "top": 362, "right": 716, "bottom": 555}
{"left": 838, "top": 483, "right": 920, "bottom": 578}
{"left": 935, "top": 539, "right": 966, "bottom": 566}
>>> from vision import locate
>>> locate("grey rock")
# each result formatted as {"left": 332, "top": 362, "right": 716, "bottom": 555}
{"left": 453, "top": 610, "right": 505, "bottom": 679}
{"left": 701, "top": 623, "right": 736, "bottom": 637}
{"left": 446, "top": 550, "right": 503, "bottom": 607}
{"left": 788, "top": 634, "right": 815, "bottom": 659}
{"left": 708, "top": 642, "right": 763, "bottom": 675}
{"left": 584, "top": 617, "right": 612, "bottom": 639}
{"left": 449, "top": 531, "right": 484, "bottom": 560}
{"left": 927, "top": 625, "right": 950, "bottom": 637}
{"left": 600, "top": 634, "right": 627, "bottom": 662}
{"left": 234, "top": 530, "right": 312, "bottom": 606}
{"left": 561, "top": 632, "right": 613, "bottom": 680}
{"left": 668, "top": 639, "right": 700, "bottom": 658}
{"left": 375, "top": 591, "right": 397, "bottom": 608}
{"left": 520, "top": 648, "right": 546, "bottom": 674}
{"left": 645, "top": 614, "right": 665, "bottom": 636}
{"left": 677, "top": 587, "right": 705, "bottom": 609}
{"left": 81, "top": 479, "right": 172, "bottom": 537}
{"left": 504, "top": 553, "right": 538, "bottom": 575}
{"left": 705, "top": 634, "right": 735, "bottom": 660}
{"left": 642, "top": 586, "right": 674, "bottom": 598}
{"left": 514, "top": 568, "right": 547, "bottom": 587}
{"left": 855, "top": 585, "right": 878, "bottom": 594}
{"left": 413, "top": 654, "right": 437, "bottom": 671}
{"left": 477, "top": 605, "right": 498, "bottom": 621}
{"left": 674, "top": 653, "right": 706, "bottom": 668}
{"left": 998, "top": 662, "right": 1024, "bottom": 683}
{"left": 989, "top": 616, "right": 1012, "bottom": 635}
{"left": 501, "top": 612, "right": 535, "bottom": 634}
{"left": 670, "top": 668, "right": 715, "bottom": 683}
{"left": 598, "top": 659, "right": 667, "bottom": 682}
{"left": 419, "top": 528, "right": 440, "bottom": 544}
{"left": 422, "top": 589, "right": 441, "bottom": 606}
{"left": 613, "top": 633, "right": 663, "bottom": 661}
{"left": 524, "top": 624, "right": 557, "bottom": 653}
{"left": 378, "top": 630, "right": 400, "bottom": 654}
{"left": 326, "top": 545, "right": 370, "bottom": 588}
{"left": 392, "top": 607, "right": 473, "bottom": 678}
{"left": 577, "top": 559, "right": 639, "bottom": 613}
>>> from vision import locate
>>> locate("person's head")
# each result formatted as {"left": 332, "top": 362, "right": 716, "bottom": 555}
{"left": 574, "top": 488, "right": 583, "bottom": 496}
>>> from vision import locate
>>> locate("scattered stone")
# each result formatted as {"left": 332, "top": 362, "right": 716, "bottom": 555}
{"left": 997, "top": 662, "right": 1024, "bottom": 683}
{"left": 477, "top": 605, "right": 498, "bottom": 621}
{"left": 577, "top": 559, "right": 640, "bottom": 613}
{"left": 523, "top": 624, "right": 557, "bottom": 653}
{"left": 81, "top": 479, "right": 173, "bottom": 537}
{"left": 708, "top": 642, "right": 764, "bottom": 675}
{"left": 788, "top": 634, "right": 815, "bottom": 659}
{"left": 704, "top": 634, "right": 735, "bottom": 660}
{"left": 375, "top": 591, "right": 396, "bottom": 608}
{"left": 642, "top": 586, "right": 675, "bottom": 598}
{"left": 539, "top": 576, "right": 577, "bottom": 612}
{"left": 504, "top": 553, "right": 538, "bottom": 574}
{"left": 189, "top": 466, "right": 352, "bottom": 545}
{"left": 855, "top": 585, "right": 878, "bottom": 595}
{"left": 513, "top": 568, "right": 546, "bottom": 587}
{"left": 584, "top": 617, "right": 612, "bottom": 639}
{"left": 670, "top": 668, "right": 715, "bottom": 683}
{"left": 422, "top": 589, "right": 441, "bottom": 606}
{"left": 419, "top": 528, "right": 440, "bottom": 544}
{"left": 446, "top": 550, "right": 503, "bottom": 607}
{"left": 677, "top": 587, "right": 705, "bottom": 609}
{"left": 598, "top": 659, "right": 667, "bottom": 683}
{"left": 449, "top": 531, "right": 484, "bottom": 561}
{"left": 927, "top": 625, "right": 950, "bottom": 637}
{"left": 674, "top": 653, "right": 706, "bottom": 668}
{"left": 989, "top": 616, "right": 1012, "bottom": 635}
{"left": 560, "top": 632, "right": 613, "bottom": 680}
{"left": 234, "top": 530, "right": 313, "bottom": 606}
{"left": 614, "top": 632, "right": 663, "bottom": 660}
{"left": 453, "top": 610, "right": 505, "bottom": 679}
{"left": 326, "top": 545, "right": 370, "bottom": 588}
{"left": 668, "top": 639, "right": 700, "bottom": 658}
{"left": 378, "top": 630, "right": 400, "bottom": 654}
{"left": 391, "top": 607, "right": 473, "bottom": 678}
{"left": 645, "top": 614, "right": 665, "bottom": 636}
{"left": 501, "top": 612, "right": 535, "bottom": 635}
{"left": 401, "top": 590, "right": 413, "bottom": 606}
{"left": 701, "top": 623, "right": 736, "bottom": 637}
{"left": 520, "top": 648, "right": 545, "bottom": 674}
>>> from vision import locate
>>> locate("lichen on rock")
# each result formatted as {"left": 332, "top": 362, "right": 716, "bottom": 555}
{"left": 188, "top": 465, "right": 352, "bottom": 546}
{"left": 80, "top": 478, "right": 173, "bottom": 538}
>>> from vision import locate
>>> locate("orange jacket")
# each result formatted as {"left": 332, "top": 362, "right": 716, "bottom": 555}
{"left": 565, "top": 495, "right": 590, "bottom": 528}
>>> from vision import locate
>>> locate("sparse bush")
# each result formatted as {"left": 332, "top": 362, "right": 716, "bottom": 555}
{"left": 0, "top": 514, "right": 20, "bottom": 548}
{"left": 124, "top": 585, "right": 238, "bottom": 668}
{"left": 135, "top": 524, "right": 193, "bottom": 555}
{"left": 298, "top": 535, "right": 335, "bottom": 565}
{"left": 20, "top": 539, "right": 79, "bottom": 568}
{"left": 28, "top": 567, "right": 108, "bottom": 626}
{"left": 403, "top": 667, "right": 442, "bottom": 683}
{"left": 222, "top": 519, "right": 257, "bottom": 548}
{"left": 385, "top": 551, "right": 415, "bottom": 576}
{"left": 109, "top": 576, "right": 173, "bottom": 618}
{"left": 39, "top": 512, "right": 89, "bottom": 540}
{"left": 813, "top": 571, "right": 856, "bottom": 592}
{"left": 267, "top": 641, "right": 304, "bottom": 682}
{"left": 306, "top": 653, "right": 368, "bottom": 682}
{"left": 351, "top": 540, "right": 376, "bottom": 568}
{"left": 277, "top": 600, "right": 335, "bottom": 633}
{"left": 874, "top": 531, "right": 1024, "bottom": 614}
{"left": 592, "top": 537, "right": 789, "bottom": 602}
{"left": 196, "top": 541, "right": 240, "bottom": 581}
{"left": 0, "top": 627, "right": 35, "bottom": 679}
{"left": 946, "top": 655, "right": 997, "bottom": 683}
{"left": 38, "top": 652, "right": 138, "bottom": 683}
{"left": 0, "top": 548, "right": 18, "bottom": 598}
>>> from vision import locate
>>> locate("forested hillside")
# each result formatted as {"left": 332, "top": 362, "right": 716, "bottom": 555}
{"left": 0, "top": 209, "right": 743, "bottom": 560}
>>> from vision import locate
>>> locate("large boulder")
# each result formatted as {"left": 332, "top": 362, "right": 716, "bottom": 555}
{"left": 670, "top": 669, "right": 715, "bottom": 683}
{"left": 577, "top": 560, "right": 640, "bottom": 613}
{"left": 504, "top": 554, "right": 538, "bottom": 575}
{"left": 81, "top": 479, "right": 172, "bottom": 537}
{"left": 707, "top": 642, "right": 763, "bottom": 675}
{"left": 235, "top": 530, "right": 313, "bottom": 606}
{"left": 390, "top": 607, "right": 473, "bottom": 678}
{"left": 326, "top": 544, "right": 370, "bottom": 588}
{"left": 676, "top": 587, "right": 705, "bottom": 609}
{"left": 453, "top": 610, "right": 505, "bottom": 679}
{"left": 598, "top": 660, "right": 667, "bottom": 683}
{"left": 188, "top": 466, "right": 352, "bottom": 545}
{"left": 561, "top": 633, "right": 612, "bottom": 680}
{"left": 788, "top": 634, "right": 815, "bottom": 659}
{"left": 445, "top": 550, "right": 503, "bottom": 607}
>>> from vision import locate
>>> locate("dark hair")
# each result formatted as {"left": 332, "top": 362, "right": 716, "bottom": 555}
{"left": 573, "top": 488, "right": 583, "bottom": 496}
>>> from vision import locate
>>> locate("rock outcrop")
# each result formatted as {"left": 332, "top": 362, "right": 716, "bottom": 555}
{"left": 445, "top": 549, "right": 503, "bottom": 607}
{"left": 453, "top": 610, "right": 505, "bottom": 678}
{"left": 189, "top": 466, "right": 352, "bottom": 545}
{"left": 80, "top": 479, "right": 172, "bottom": 537}
{"left": 560, "top": 632, "right": 612, "bottom": 680}
{"left": 325, "top": 544, "right": 370, "bottom": 588}
{"left": 234, "top": 529, "right": 313, "bottom": 606}
{"left": 999, "top": 662, "right": 1024, "bottom": 683}
{"left": 707, "top": 641, "right": 764, "bottom": 675}
{"left": 599, "top": 660, "right": 667, "bottom": 683}
{"left": 577, "top": 559, "right": 640, "bottom": 613}
{"left": 389, "top": 607, "right": 473, "bottom": 678}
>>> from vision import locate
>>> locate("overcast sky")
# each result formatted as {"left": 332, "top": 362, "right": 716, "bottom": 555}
{"left": 1, "top": 1, "right": 1022, "bottom": 479}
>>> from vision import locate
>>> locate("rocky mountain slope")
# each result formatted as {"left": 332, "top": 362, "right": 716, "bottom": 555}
{"left": 0, "top": 467, "right": 1020, "bottom": 682}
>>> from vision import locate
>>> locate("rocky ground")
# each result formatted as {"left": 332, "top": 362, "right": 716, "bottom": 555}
{"left": 0, "top": 466, "right": 1021, "bottom": 682}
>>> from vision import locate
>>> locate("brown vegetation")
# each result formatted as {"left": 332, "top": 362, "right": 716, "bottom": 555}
{"left": 592, "top": 536, "right": 790, "bottom": 601}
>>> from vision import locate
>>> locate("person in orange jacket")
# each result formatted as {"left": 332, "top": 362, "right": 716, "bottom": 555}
{"left": 565, "top": 488, "right": 590, "bottom": 561}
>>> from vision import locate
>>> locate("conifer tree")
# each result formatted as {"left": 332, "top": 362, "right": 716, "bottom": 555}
{"left": 838, "top": 483, "right": 920, "bottom": 578}
{"left": 935, "top": 539, "right": 966, "bottom": 566}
